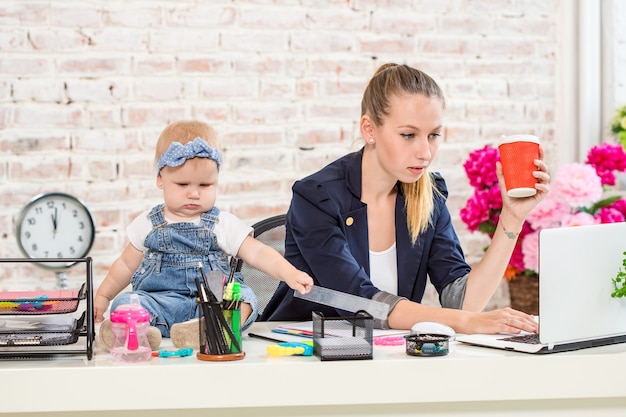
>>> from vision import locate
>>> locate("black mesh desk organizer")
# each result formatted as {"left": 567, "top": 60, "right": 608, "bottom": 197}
{"left": 0, "top": 258, "right": 94, "bottom": 360}
{"left": 312, "top": 310, "right": 373, "bottom": 361}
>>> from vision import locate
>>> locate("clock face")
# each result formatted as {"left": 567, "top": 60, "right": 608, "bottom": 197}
{"left": 16, "top": 192, "right": 95, "bottom": 270}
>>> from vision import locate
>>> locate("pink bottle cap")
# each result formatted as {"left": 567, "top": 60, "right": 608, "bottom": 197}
{"left": 110, "top": 304, "right": 151, "bottom": 323}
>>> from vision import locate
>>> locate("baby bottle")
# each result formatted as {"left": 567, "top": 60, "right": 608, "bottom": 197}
{"left": 110, "top": 293, "right": 152, "bottom": 362}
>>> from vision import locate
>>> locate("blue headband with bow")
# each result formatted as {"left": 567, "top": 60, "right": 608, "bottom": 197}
{"left": 156, "top": 137, "right": 223, "bottom": 174}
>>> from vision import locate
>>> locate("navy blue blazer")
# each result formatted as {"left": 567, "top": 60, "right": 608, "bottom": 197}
{"left": 260, "top": 148, "right": 471, "bottom": 322}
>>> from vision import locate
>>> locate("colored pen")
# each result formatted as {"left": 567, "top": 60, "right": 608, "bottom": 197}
{"left": 271, "top": 328, "right": 313, "bottom": 338}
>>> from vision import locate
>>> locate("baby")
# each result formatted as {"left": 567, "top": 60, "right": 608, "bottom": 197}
{"left": 95, "top": 120, "right": 313, "bottom": 350}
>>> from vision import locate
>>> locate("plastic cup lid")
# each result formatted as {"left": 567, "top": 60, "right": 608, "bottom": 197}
{"left": 110, "top": 304, "right": 150, "bottom": 323}
{"left": 499, "top": 134, "right": 540, "bottom": 145}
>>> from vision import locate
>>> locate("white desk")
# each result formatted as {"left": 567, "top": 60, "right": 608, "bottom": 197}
{"left": 2, "top": 322, "right": 626, "bottom": 417}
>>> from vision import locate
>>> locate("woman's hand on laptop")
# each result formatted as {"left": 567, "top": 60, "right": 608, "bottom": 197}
{"left": 466, "top": 308, "right": 538, "bottom": 335}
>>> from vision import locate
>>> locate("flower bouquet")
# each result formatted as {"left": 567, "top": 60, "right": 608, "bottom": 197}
{"left": 460, "top": 142, "right": 626, "bottom": 313}
{"left": 460, "top": 142, "right": 626, "bottom": 279}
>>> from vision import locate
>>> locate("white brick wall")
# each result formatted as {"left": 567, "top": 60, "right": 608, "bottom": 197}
{"left": 0, "top": 0, "right": 564, "bottom": 293}
{"left": 611, "top": 0, "right": 626, "bottom": 107}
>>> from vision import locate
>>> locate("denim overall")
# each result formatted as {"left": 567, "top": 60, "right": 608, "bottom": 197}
{"left": 110, "top": 204, "right": 257, "bottom": 337}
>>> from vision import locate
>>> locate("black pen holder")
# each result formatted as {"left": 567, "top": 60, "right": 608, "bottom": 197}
{"left": 312, "top": 310, "right": 373, "bottom": 361}
{"left": 196, "top": 300, "right": 245, "bottom": 362}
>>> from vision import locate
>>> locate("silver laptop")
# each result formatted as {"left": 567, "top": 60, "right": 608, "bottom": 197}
{"left": 456, "top": 222, "right": 626, "bottom": 354}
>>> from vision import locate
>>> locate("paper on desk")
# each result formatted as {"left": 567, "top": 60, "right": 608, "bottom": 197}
{"left": 0, "top": 315, "right": 75, "bottom": 330}
{"left": 275, "top": 321, "right": 408, "bottom": 338}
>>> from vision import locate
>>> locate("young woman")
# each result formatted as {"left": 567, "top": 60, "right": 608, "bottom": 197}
{"left": 261, "top": 63, "right": 549, "bottom": 335}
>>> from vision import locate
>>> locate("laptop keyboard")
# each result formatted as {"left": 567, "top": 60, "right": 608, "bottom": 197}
{"left": 499, "top": 333, "right": 541, "bottom": 344}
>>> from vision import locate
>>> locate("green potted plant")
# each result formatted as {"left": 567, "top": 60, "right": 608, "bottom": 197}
{"left": 611, "top": 251, "right": 626, "bottom": 298}
{"left": 611, "top": 105, "right": 626, "bottom": 149}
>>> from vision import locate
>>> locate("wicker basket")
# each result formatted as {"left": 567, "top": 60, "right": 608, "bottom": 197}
{"left": 507, "top": 274, "right": 539, "bottom": 315}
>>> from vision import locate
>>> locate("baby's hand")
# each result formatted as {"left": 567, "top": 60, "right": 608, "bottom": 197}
{"left": 286, "top": 271, "right": 314, "bottom": 295}
{"left": 94, "top": 294, "right": 110, "bottom": 323}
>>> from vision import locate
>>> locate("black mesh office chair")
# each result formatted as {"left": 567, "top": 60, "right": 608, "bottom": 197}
{"left": 230, "top": 214, "right": 286, "bottom": 319}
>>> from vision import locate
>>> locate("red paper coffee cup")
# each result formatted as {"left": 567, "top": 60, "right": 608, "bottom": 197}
{"left": 498, "top": 134, "right": 540, "bottom": 198}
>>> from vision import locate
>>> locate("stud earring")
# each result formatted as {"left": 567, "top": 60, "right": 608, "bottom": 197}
{"left": 368, "top": 137, "right": 375, "bottom": 143}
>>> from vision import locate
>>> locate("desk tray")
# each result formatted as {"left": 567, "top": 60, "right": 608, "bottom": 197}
{"left": 312, "top": 310, "right": 373, "bottom": 361}
{"left": 0, "top": 312, "right": 84, "bottom": 347}
{"left": 0, "top": 284, "right": 84, "bottom": 316}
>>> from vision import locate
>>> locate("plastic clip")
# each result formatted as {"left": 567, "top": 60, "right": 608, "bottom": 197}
{"left": 152, "top": 347, "right": 194, "bottom": 358}
{"left": 266, "top": 342, "right": 314, "bottom": 356}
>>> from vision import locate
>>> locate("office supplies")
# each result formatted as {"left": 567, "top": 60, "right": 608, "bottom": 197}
{"left": 373, "top": 336, "right": 405, "bottom": 346}
{"left": 312, "top": 311, "right": 373, "bottom": 361}
{"left": 274, "top": 321, "right": 407, "bottom": 338}
{"left": 197, "top": 266, "right": 239, "bottom": 352}
{"left": 271, "top": 328, "right": 313, "bottom": 338}
{"left": 195, "top": 276, "right": 221, "bottom": 354}
{"left": 0, "top": 290, "right": 79, "bottom": 314}
{"left": 404, "top": 333, "right": 450, "bottom": 356}
{"left": 266, "top": 341, "right": 314, "bottom": 356}
{"left": 456, "top": 222, "right": 626, "bottom": 354}
{"left": 0, "top": 258, "right": 94, "bottom": 360}
{"left": 293, "top": 285, "right": 389, "bottom": 320}
{"left": 195, "top": 263, "right": 244, "bottom": 360}
{"left": 223, "top": 281, "right": 242, "bottom": 352}
{"left": 15, "top": 295, "right": 51, "bottom": 311}
{"left": 248, "top": 333, "right": 290, "bottom": 344}
{"left": 152, "top": 348, "right": 194, "bottom": 358}
{"left": 226, "top": 262, "right": 236, "bottom": 284}
{"left": 230, "top": 282, "right": 241, "bottom": 350}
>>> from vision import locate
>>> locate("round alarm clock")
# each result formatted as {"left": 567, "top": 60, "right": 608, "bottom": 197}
{"left": 16, "top": 192, "right": 95, "bottom": 270}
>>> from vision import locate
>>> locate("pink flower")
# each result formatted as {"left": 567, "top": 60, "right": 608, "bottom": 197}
{"left": 509, "top": 242, "right": 525, "bottom": 271}
{"left": 607, "top": 198, "right": 626, "bottom": 217}
{"left": 460, "top": 190, "right": 492, "bottom": 232}
{"left": 595, "top": 207, "right": 626, "bottom": 224}
{"left": 561, "top": 212, "right": 597, "bottom": 227}
{"left": 509, "top": 222, "right": 534, "bottom": 272}
{"left": 460, "top": 185, "right": 503, "bottom": 232}
{"left": 463, "top": 145, "right": 500, "bottom": 189}
{"left": 521, "top": 231, "right": 540, "bottom": 273}
{"left": 485, "top": 185, "right": 503, "bottom": 212}
{"left": 552, "top": 163, "right": 603, "bottom": 208}
{"left": 586, "top": 143, "right": 626, "bottom": 186}
{"left": 526, "top": 195, "right": 570, "bottom": 230}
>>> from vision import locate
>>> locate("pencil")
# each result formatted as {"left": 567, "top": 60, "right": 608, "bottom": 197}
{"left": 227, "top": 263, "right": 236, "bottom": 284}
{"left": 248, "top": 333, "right": 289, "bottom": 343}
{"left": 194, "top": 276, "right": 218, "bottom": 354}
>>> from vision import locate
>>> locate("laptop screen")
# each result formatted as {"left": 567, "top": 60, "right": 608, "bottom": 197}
{"left": 538, "top": 222, "right": 626, "bottom": 345}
